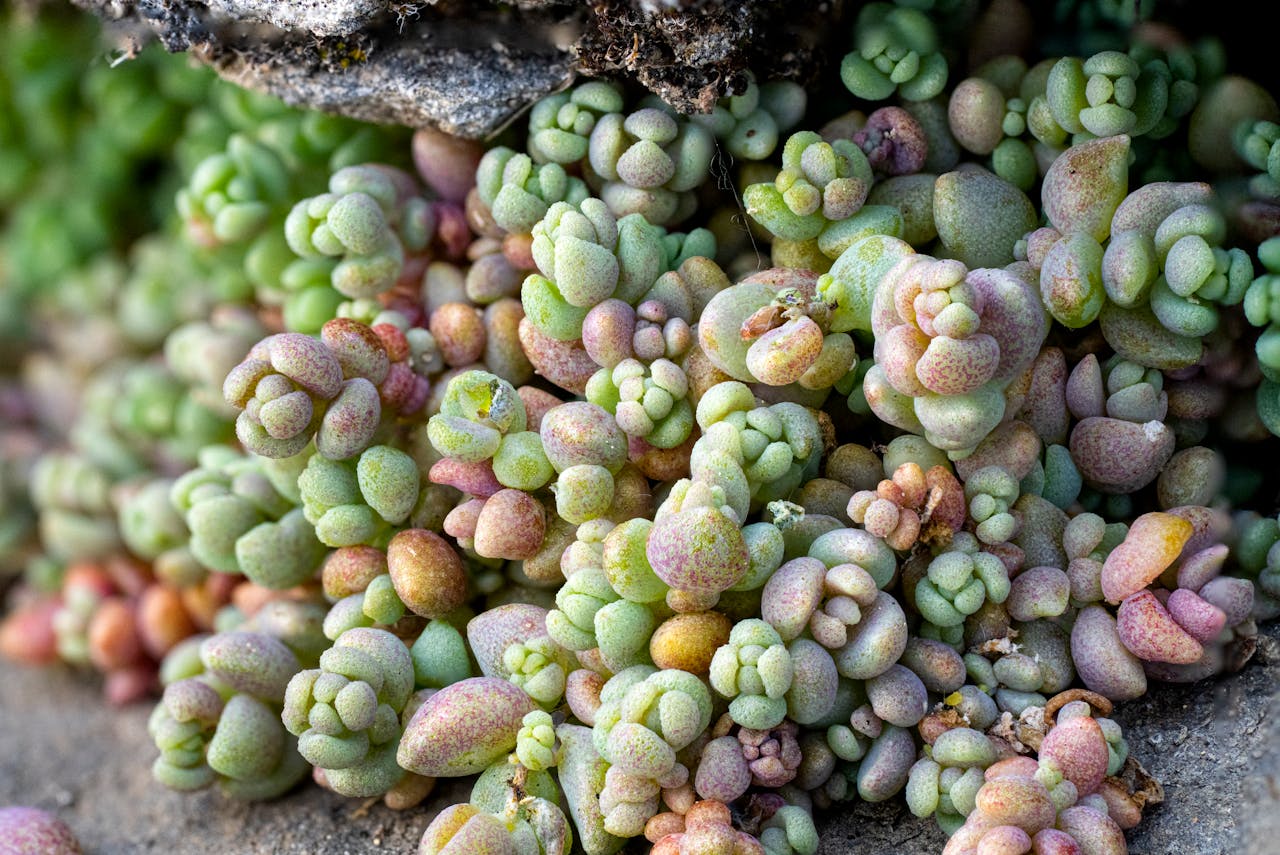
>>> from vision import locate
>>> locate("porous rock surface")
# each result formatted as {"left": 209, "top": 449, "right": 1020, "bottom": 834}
{"left": 71, "top": 0, "right": 837, "bottom": 138}
{"left": 204, "top": 1, "right": 390, "bottom": 38}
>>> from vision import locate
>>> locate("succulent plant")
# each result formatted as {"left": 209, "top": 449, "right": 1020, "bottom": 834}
{"left": 477, "top": 147, "right": 590, "bottom": 236}
{"left": 841, "top": 3, "right": 949, "bottom": 103}
{"left": 528, "top": 81, "right": 626, "bottom": 166}
{"left": 709, "top": 619, "right": 795, "bottom": 730}
{"left": 691, "top": 74, "right": 807, "bottom": 162}
{"left": 587, "top": 107, "right": 714, "bottom": 227}
{"left": 283, "top": 627, "right": 415, "bottom": 797}
{"left": 284, "top": 165, "right": 434, "bottom": 302}
{"left": 7, "top": 5, "right": 1280, "bottom": 855}
{"left": 177, "top": 134, "right": 289, "bottom": 248}
{"left": 863, "top": 242, "right": 1048, "bottom": 457}
{"left": 523, "top": 197, "right": 668, "bottom": 342}
{"left": 149, "top": 631, "right": 310, "bottom": 799}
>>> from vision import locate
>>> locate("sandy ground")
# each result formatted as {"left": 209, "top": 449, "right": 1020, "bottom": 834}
{"left": 2, "top": 624, "right": 1277, "bottom": 855}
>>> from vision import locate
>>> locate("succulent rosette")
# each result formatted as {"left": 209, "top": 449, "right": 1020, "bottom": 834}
{"left": 28, "top": 452, "right": 121, "bottom": 562}
{"left": 906, "top": 727, "right": 1000, "bottom": 834}
{"left": 586, "top": 106, "right": 714, "bottom": 227}
{"left": 546, "top": 562, "right": 656, "bottom": 673}
{"left": 528, "top": 81, "right": 626, "bottom": 166}
{"left": 298, "top": 444, "right": 419, "bottom": 548}
{"left": 523, "top": 197, "right": 667, "bottom": 342}
{"left": 284, "top": 165, "right": 432, "bottom": 301}
{"left": 282, "top": 627, "right": 415, "bottom": 797}
{"left": 914, "top": 531, "right": 1012, "bottom": 631}
{"left": 841, "top": 3, "right": 949, "bottom": 103}
{"left": 591, "top": 666, "right": 713, "bottom": 837}
{"left": 224, "top": 321, "right": 412, "bottom": 461}
{"left": 743, "top": 131, "right": 875, "bottom": 246}
{"left": 1102, "top": 187, "right": 1252, "bottom": 338}
{"left": 690, "top": 73, "right": 807, "bottom": 162}
{"left": 176, "top": 134, "right": 289, "bottom": 248}
{"left": 149, "top": 631, "right": 309, "bottom": 799}
{"left": 964, "top": 620, "right": 1075, "bottom": 714}
{"left": 863, "top": 241, "right": 1048, "bottom": 457}
{"left": 848, "top": 460, "right": 966, "bottom": 551}
{"left": 586, "top": 357, "right": 693, "bottom": 449}
{"left": 428, "top": 369, "right": 529, "bottom": 464}
{"left": 468, "top": 604, "right": 577, "bottom": 708}
{"left": 700, "top": 268, "right": 860, "bottom": 392}
{"left": 1062, "top": 353, "right": 1175, "bottom": 494}
{"left": 684, "top": 380, "right": 825, "bottom": 518}
{"left": 421, "top": 763, "right": 573, "bottom": 855}
{"left": 170, "top": 446, "right": 324, "bottom": 589}
{"left": 708, "top": 619, "right": 795, "bottom": 730}
{"left": 477, "top": 146, "right": 591, "bottom": 238}
{"left": 1046, "top": 52, "right": 1171, "bottom": 141}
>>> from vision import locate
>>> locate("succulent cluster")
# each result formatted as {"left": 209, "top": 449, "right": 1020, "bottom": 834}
{"left": 4, "top": 3, "right": 1280, "bottom": 855}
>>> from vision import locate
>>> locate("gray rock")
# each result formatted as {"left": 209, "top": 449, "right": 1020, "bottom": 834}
{"left": 74, "top": 0, "right": 581, "bottom": 137}
{"left": 213, "top": 26, "right": 574, "bottom": 138}
{"left": 72, "top": 0, "right": 833, "bottom": 137}
{"left": 204, "top": 0, "right": 389, "bottom": 37}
